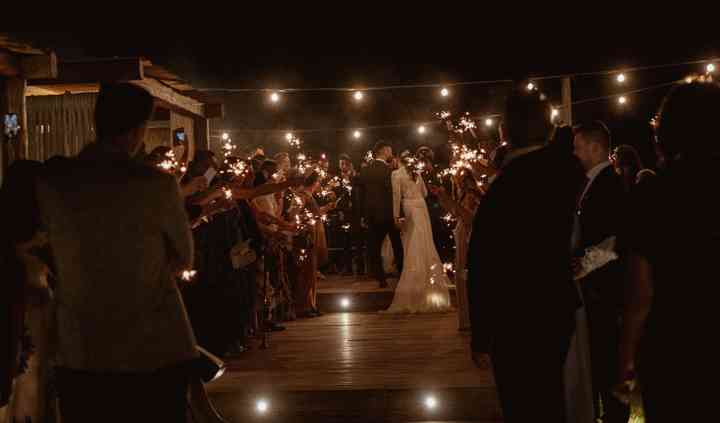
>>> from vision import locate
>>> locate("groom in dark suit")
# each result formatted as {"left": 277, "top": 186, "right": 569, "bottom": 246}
{"left": 467, "top": 91, "right": 584, "bottom": 422}
{"left": 357, "top": 141, "right": 404, "bottom": 288}
{"left": 572, "top": 121, "right": 630, "bottom": 423}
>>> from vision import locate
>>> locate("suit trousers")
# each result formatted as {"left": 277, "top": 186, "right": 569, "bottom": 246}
{"left": 367, "top": 219, "right": 403, "bottom": 283}
{"left": 56, "top": 364, "right": 190, "bottom": 423}
{"left": 490, "top": 322, "right": 574, "bottom": 423}
{"left": 583, "top": 296, "right": 630, "bottom": 423}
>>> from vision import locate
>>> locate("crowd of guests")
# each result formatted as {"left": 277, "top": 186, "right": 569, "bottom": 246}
{"left": 2, "top": 77, "right": 717, "bottom": 423}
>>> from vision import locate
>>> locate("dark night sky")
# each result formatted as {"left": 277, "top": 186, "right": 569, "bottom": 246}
{"left": 10, "top": 28, "right": 720, "bottom": 163}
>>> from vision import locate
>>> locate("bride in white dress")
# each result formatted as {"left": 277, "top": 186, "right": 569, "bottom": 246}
{"left": 384, "top": 153, "right": 452, "bottom": 313}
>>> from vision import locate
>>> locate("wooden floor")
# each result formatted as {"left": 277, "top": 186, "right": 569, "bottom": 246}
{"left": 209, "top": 312, "right": 491, "bottom": 393}
{"left": 207, "top": 282, "right": 501, "bottom": 422}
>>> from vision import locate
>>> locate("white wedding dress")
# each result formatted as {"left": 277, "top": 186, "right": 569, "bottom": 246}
{"left": 384, "top": 166, "right": 452, "bottom": 313}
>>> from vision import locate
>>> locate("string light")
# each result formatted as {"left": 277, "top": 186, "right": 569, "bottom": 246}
{"left": 417, "top": 125, "right": 426, "bottom": 134}
{"left": 353, "top": 130, "right": 362, "bottom": 139}
{"left": 353, "top": 91, "right": 364, "bottom": 101}
{"left": 526, "top": 82, "right": 536, "bottom": 91}
{"left": 618, "top": 96, "right": 628, "bottom": 105}
{"left": 707, "top": 63, "right": 716, "bottom": 73}
{"left": 269, "top": 92, "right": 280, "bottom": 103}
{"left": 440, "top": 87, "right": 449, "bottom": 97}
{"left": 616, "top": 73, "right": 626, "bottom": 83}
{"left": 221, "top": 132, "right": 229, "bottom": 141}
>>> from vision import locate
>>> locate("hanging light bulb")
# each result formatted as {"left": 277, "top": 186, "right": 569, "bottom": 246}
{"left": 440, "top": 87, "right": 449, "bottom": 97}
{"left": 706, "top": 63, "right": 716, "bottom": 73}
{"left": 353, "top": 130, "right": 362, "bottom": 139}
{"left": 353, "top": 91, "right": 364, "bottom": 101}
{"left": 484, "top": 118, "right": 494, "bottom": 127}
{"left": 618, "top": 96, "right": 628, "bottom": 105}
{"left": 417, "top": 125, "right": 426, "bottom": 134}
{"left": 616, "top": 73, "right": 626, "bottom": 83}
{"left": 221, "top": 132, "right": 229, "bottom": 141}
{"left": 269, "top": 92, "right": 280, "bottom": 103}
{"left": 526, "top": 82, "right": 536, "bottom": 91}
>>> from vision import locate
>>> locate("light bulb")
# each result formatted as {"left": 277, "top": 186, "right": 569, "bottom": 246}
{"left": 270, "top": 92, "right": 280, "bottom": 103}
{"left": 353, "top": 130, "right": 362, "bottom": 139}
{"left": 221, "top": 132, "right": 229, "bottom": 141}
{"left": 485, "top": 118, "right": 494, "bottom": 127}
{"left": 440, "top": 87, "right": 449, "bottom": 97}
{"left": 616, "top": 73, "right": 626, "bottom": 83}
{"left": 418, "top": 125, "right": 426, "bottom": 134}
{"left": 618, "top": 96, "right": 627, "bottom": 105}
{"left": 707, "top": 63, "right": 716, "bottom": 73}
{"left": 353, "top": 91, "right": 364, "bottom": 101}
{"left": 526, "top": 82, "right": 535, "bottom": 91}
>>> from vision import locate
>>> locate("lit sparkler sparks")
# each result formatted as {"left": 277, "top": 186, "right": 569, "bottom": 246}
{"left": 181, "top": 270, "right": 197, "bottom": 282}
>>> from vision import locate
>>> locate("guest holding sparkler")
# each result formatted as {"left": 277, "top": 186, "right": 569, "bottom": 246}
{"left": 429, "top": 169, "right": 483, "bottom": 331}
{"left": 289, "top": 172, "right": 336, "bottom": 318}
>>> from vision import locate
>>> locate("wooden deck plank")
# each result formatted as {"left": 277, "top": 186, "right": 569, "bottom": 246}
{"left": 209, "top": 312, "right": 492, "bottom": 394}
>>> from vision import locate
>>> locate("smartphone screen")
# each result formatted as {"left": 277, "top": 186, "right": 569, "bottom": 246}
{"left": 203, "top": 167, "right": 217, "bottom": 183}
{"left": 175, "top": 131, "right": 185, "bottom": 142}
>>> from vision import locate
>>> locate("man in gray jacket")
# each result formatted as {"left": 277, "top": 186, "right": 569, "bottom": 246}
{"left": 37, "top": 83, "right": 197, "bottom": 422}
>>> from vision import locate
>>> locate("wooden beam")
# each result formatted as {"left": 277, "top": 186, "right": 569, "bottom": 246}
{"left": 20, "top": 52, "right": 58, "bottom": 80}
{"left": 561, "top": 77, "right": 572, "bottom": 126}
{"left": 31, "top": 57, "right": 143, "bottom": 85}
{"left": 6, "top": 78, "right": 28, "bottom": 159}
{"left": 195, "top": 117, "right": 210, "bottom": 150}
{"left": 203, "top": 103, "right": 224, "bottom": 119}
{"left": 1, "top": 77, "right": 28, "bottom": 182}
{"left": 132, "top": 78, "right": 204, "bottom": 117}
{"left": 0, "top": 50, "right": 20, "bottom": 77}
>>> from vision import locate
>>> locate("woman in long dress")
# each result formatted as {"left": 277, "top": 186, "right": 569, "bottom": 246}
{"left": 430, "top": 169, "right": 482, "bottom": 330}
{"left": 384, "top": 153, "right": 451, "bottom": 313}
{"left": 289, "top": 172, "right": 335, "bottom": 318}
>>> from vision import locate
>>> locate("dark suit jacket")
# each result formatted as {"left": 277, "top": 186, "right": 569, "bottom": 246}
{"left": 467, "top": 146, "right": 584, "bottom": 353}
{"left": 576, "top": 165, "right": 627, "bottom": 309}
{"left": 357, "top": 160, "right": 394, "bottom": 223}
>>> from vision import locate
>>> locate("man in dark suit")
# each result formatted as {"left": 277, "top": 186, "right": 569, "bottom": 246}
{"left": 37, "top": 84, "right": 197, "bottom": 422}
{"left": 357, "top": 141, "right": 404, "bottom": 288}
{"left": 573, "top": 121, "right": 630, "bottom": 423}
{"left": 467, "top": 91, "right": 584, "bottom": 423}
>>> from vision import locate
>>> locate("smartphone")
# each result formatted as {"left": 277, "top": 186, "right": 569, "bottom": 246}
{"left": 4, "top": 113, "right": 20, "bottom": 138}
{"left": 203, "top": 167, "right": 217, "bottom": 184}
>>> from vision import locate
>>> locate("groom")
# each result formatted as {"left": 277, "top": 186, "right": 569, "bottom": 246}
{"left": 358, "top": 141, "right": 404, "bottom": 288}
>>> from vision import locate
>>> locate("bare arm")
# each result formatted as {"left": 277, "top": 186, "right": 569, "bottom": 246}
{"left": 391, "top": 171, "right": 402, "bottom": 221}
{"left": 231, "top": 179, "right": 298, "bottom": 200}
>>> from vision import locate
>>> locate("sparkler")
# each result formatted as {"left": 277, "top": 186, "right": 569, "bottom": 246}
{"left": 181, "top": 270, "right": 197, "bottom": 282}
{"left": 158, "top": 150, "right": 178, "bottom": 171}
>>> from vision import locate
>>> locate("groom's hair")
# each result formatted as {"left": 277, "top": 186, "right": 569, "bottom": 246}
{"left": 373, "top": 141, "right": 391, "bottom": 155}
{"left": 503, "top": 89, "right": 552, "bottom": 148}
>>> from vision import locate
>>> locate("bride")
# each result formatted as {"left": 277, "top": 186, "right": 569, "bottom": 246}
{"left": 384, "top": 152, "right": 452, "bottom": 313}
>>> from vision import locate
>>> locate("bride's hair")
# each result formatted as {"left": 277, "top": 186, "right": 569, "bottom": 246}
{"left": 399, "top": 150, "right": 419, "bottom": 182}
